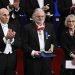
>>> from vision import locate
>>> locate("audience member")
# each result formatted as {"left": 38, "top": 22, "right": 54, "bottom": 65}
{"left": 58, "top": 0, "right": 75, "bottom": 19}
{"left": 0, "top": 0, "right": 20, "bottom": 19}
{"left": 0, "top": 0, "right": 21, "bottom": 23}
{"left": 20, "top": 0, "right": 56, "bottom": 23}
{"left": 60, "top": 14, "right": 75, "bottom": 75}
{"left": 22, "top": 8, "right": 58, "bottom": 75}
{"left": 0, "top": 8, "right": 21, "bottom": 75}
{"left": 57, "top": 0, "right": 75, "bottom": 41}
{"left": 57, "top": 0, "right": 75, "bottom": 43}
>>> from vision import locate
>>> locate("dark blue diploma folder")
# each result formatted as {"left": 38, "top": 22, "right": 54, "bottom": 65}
{"left": 35, "top": 51, "right": 56, "bottom": 58}
{"left": 40, "top": 52, "right": 56, "bottom": 58}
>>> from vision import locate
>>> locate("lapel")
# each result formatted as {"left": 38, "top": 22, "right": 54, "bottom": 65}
{"left": 30, "top": 0, "right": 40, "bottom": 8}
{"left": 8, "top": 22, "right": 12, "bottom": 29}
{"left": 8, "top": 22, "right": 15, "bottom": 31}
{"left": 44, "top": 0, "right": 48, "bottom": 5}
{"left": 44, "top": 0, "right": 51, "bottom": 6}
{"left": 32, "top": 22, "right": 39, "bottom": 45}
{"left": 31, "top": 23, "right": 39, "bottom": 46}
{"left": 0, "top": 24, "right": 4, "bottom": 37}
{"left": 44, "top": 24, "right": 48, "bottom": 47}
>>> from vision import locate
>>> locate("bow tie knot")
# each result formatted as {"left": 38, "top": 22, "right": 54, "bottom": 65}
{"left": 35, "top": 23, "right": 45, "bottom": 31}
{"left": 37, "top": 26, "right": 45, "bottom": 31}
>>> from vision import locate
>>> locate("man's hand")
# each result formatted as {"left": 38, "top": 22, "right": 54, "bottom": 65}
{"left": 6, "top": 29, "right": 16, "bottom": 40}
{"left": 48, "top": 49, "right": 53, "bottom": 53}
{"left": 42, "top": 4, "right": 50, "bottom": 11}
{"left": 70, "top": 4, "right": 75, "bottom": 10}
{"left": 72, "top": 58, "right": 75, "bottom": 65}
{"left": 34, "top": 51, "right": 40, "bottom": 56}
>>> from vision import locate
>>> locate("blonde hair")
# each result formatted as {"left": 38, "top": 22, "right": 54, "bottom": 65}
{"left": 65, "top": 14, "right": 75, "bottom": 27}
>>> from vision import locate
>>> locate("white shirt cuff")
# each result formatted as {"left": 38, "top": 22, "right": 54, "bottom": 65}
{"left": 31, "top": 50, "right": 36, "bottom": 57}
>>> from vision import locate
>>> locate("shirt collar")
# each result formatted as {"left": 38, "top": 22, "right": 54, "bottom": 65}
{"left": 1, "top": 22, "right": 8, "bottom": 28}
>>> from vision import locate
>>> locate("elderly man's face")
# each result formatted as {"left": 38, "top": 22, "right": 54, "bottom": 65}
{"left": 67, "top": 18, "right": 75, "bottom": 29}
{"left": 0, "top": 9, "right": 10, "bottom": 24}
{"left": 34, "top": 11, "right": 45, "bottom": 24}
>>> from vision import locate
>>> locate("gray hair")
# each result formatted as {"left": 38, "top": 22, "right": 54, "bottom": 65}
{"left": 32, "top": 8, "right": 46, "bottom": 19}
{"left": 65, "top": 14, "right": 75, "bottom": 27}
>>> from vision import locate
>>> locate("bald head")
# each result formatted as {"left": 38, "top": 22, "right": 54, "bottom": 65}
{"left": 0, "top": 8, "right": 9, "bottom": 16}
{"left": 0, "top": 8, "right": 10, "bottom": 24}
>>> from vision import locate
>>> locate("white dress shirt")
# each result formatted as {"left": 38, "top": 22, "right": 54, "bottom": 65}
{"left": 37, "top": 30, "right": 45, "bottom": 51}
{"left": 9, "top": 0, "right": 14, "bottom": 4}
{"left": 1, "top": 23, "right": 14, "bottom": 54}
{"left": 72, "top": 0, "right": 75, "bottom": 4}
{"left": 37, "top": 0, "right": 44, "bottom": 8}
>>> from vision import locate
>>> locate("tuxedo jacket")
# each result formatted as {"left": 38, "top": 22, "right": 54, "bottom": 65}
{"left": 0, "top": 0, "right": 9, "bottom": 8}
{"left": 22, "top": 22, "right": 57, "bottom": 58}
{"left": 0, "top": 22, "right": 21, "bottom": 53}
{"left": 20, "top": 0, "right": 55, "bottom": 18}
{"left": 60, "top": 28, "right": 75, "bottom": 60}
{"left": 58, "top": 0, "right": 73, "bottom": 17}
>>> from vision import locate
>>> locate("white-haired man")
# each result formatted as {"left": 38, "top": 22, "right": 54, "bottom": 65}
{"left": 22, "top": 8, "right": 57, "bottom": 75}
